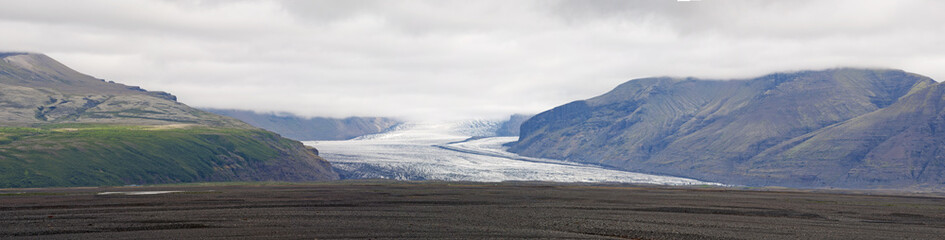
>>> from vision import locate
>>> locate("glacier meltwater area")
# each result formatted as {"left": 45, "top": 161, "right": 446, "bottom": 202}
{"left": 304, "top": 121, "right": 716, "bottom": 185}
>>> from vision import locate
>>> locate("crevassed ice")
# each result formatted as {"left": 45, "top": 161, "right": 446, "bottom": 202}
{"left": 305, "top": 121, "right": 718, "bottom": 186}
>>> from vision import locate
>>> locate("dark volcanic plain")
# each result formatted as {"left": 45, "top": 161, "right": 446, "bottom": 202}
{"left": 2, "top": 182, "right": 944, "bottom": 239}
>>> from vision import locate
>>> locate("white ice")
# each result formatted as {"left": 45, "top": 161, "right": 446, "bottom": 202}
{"left": 305, "top": 121, "right": 718, "bottom": 186}
{"left": 97, "top": 191, "right": 182, "bottom": 195}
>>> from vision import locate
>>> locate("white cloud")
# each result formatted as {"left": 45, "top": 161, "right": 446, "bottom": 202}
{"left": 1, "top": 0, "right": 943, "bottom": 121}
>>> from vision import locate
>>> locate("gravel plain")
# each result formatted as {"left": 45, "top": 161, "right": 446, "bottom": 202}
{"left": 2, "top": 182, "right": 944, "bottom": 239}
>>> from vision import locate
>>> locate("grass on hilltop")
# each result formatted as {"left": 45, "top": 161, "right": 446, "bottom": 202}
{"left": 0, "top": 124, "right": 298, "bottom": 188}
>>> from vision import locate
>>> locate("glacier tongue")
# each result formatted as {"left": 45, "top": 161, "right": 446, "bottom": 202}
{"left": 305, "top": 121, "right": 718, "bottom": 185}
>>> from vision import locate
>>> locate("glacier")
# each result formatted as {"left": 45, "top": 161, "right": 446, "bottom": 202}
{"left": 304, "top": 120, "right": 718, "bottom": 185}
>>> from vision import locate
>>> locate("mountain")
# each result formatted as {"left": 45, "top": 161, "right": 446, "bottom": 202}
{"left": 203, "top": 109, "right": 400, "bottom": 141}
{"left": 0, "top": 52, "right": 338, "bottom": 188}
{"left": 748, "top": 82, "right": 945, "bottom": 188}
{"left": 509, "top": 68, "right": 941, "bottom": 189}
{"left": 495, "top": 114, "right": 533, "bottom": 137}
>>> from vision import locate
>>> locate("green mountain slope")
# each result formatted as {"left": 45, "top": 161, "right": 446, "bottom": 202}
{"left": 0, "top": 125, "right": 335, "bottom": 188}
{"left": 509, "top": 68, "right": 939, "bottom": 188}
{"left": 0, "top": 52, "right": 338, "bottom": 187}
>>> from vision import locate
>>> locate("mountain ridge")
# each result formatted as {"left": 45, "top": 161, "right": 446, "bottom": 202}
{"left": 0, "top": 52, "right": 338, "bottom": 187}
{"left": 510, "top": 68, "right": 941, "bottom": 189}
{"left": 0, "top": 53, "right": 247, "bottom": 127}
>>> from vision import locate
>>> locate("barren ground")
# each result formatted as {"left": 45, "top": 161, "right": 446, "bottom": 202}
{"left": 2, "top": 181, "right": 944, "bottom": 239}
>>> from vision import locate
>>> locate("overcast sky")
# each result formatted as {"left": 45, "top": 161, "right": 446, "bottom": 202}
{"left": 2, "top": 0, "right": 944, "bottom": 121}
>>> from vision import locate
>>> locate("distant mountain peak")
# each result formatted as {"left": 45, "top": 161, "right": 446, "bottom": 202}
{"left": 2, "top": 52, "right": 43, "bottom": 66}
{"left": 1, "top": 52, "right": 80, "bottom": 77}
{"left": 0, "top": 51, "right": 32, "bottom": 58}
{"left": 0, "top": 52, "right": 238, "bottom": 127}
{"left": 202, "top": 108, "right": 402, "bottom": 140}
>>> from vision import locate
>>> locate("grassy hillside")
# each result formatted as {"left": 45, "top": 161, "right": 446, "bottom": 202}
{"left": 0, "top": 124, "right": 337, "bottom": 188}
{"left": 0, "top": 52, "right": 339, "bottom": 188}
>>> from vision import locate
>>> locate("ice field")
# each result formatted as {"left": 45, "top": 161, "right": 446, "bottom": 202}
{"left": 305, "top": 121, "right": 716, "bottom": 185}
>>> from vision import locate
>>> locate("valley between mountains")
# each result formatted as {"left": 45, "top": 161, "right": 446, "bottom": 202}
{"left": 3, "top": 51, "right": 945, "bottom": 192}
{"left": 308, "top": 121, "right": 714, "bottom": 185}
{"left": 5, "top": 1, "right": 945, "bottom": 238}
{"left": 3, "top": 51, "right": 945, "bottom": 240}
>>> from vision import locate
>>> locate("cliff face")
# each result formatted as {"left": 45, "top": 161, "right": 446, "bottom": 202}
{"left": 510, "top": 68, "right": 940, "bottom": 188}
{"left": 0, "top": 52, "right": 338, "bottom": 187}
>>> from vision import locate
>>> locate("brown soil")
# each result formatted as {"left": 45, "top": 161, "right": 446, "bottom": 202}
{"left": 2, "top": 182, "right": 944, "bottom": 239}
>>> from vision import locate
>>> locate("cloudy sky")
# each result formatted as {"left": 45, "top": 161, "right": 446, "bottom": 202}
{"left": 2, "top": 0, "right": 944, "bottom": 121}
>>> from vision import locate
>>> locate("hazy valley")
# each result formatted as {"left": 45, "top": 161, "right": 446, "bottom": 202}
{"left": 203, "top": 108, "right": 401, "bottom": 141}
